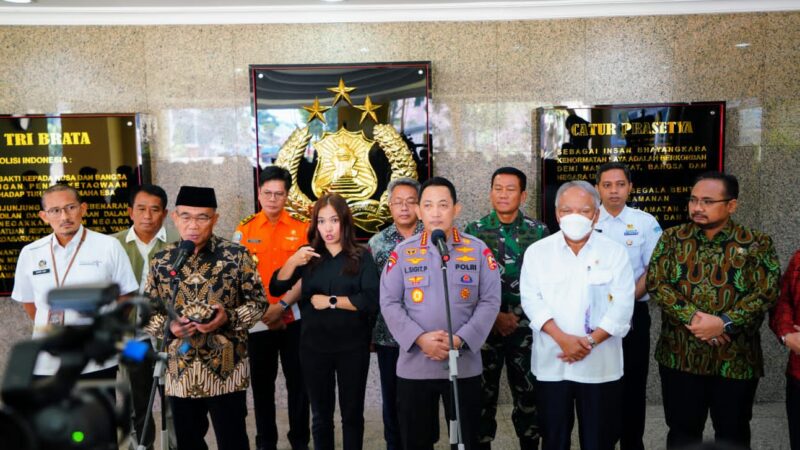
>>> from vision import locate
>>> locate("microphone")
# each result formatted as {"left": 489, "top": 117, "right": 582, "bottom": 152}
{"left": 431, "top": 229, "right": 450, "bottom": 262}
{"left": 169, "top": 240, "right": 195, "bottom": 277}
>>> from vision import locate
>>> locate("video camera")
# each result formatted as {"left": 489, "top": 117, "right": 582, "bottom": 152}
{"left": 0, "top": 283, "right": 151, "bottom": 450}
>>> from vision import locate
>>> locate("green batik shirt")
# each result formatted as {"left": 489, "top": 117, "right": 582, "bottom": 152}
{"left": 648, "top": 220, "right": 781, "bottom": 379}
{"left": 464, "top": 210, "right": 549, "bottom": 328}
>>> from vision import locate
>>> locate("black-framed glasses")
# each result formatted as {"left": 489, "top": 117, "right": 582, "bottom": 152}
{"left": 44, "top": 203, "right": 81, "bottom": 217}
{"left": 687, "top": 197, "right": 732, "bottom": 207}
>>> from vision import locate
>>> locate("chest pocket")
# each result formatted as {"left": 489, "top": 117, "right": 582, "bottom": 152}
{"left": 404, "top": 273, "right": 430, "bottom": 290}
{"left": 454, "top": 269, "right": 479, "bottom": 304}
{"left": 587, "top": 269, "right": 613, "bottom": 330}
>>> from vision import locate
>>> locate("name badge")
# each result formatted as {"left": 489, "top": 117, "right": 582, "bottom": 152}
{"left": 33, "top": 268, "right": 51, "bottom": 275}
{"left": 247, "top": 239, "right": 261, "bottom": 243}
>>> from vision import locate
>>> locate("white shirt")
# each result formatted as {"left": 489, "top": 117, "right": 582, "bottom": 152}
{"left": 125, "top": 226, "right": 168, "bottom": 294}
{"left": 520, "top": 231, "right": 635, "bottom": 383}
{"left": 595, "top": 205, "right": 662, "bottom": 301}
{"left": 11, "top": 225, "right": 139, "bottom": 375}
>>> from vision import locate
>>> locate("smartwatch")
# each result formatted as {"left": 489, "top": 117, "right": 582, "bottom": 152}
{"left": 329, "top": 295, "right": 338, "bottom": 309}
{"left": 279, "top": 300, "right": 289, "bottom": 311}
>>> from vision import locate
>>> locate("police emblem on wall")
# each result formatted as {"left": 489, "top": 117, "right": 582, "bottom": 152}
{"left": 251, "top": 63, "right": 433, "bottom": 237}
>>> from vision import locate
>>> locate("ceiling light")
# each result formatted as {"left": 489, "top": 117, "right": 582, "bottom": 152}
{"left": 3, "top": 0, "right": 33, "bottom": 3}
{"left": 321, "top": 0, "right": 345, "bottom": 3}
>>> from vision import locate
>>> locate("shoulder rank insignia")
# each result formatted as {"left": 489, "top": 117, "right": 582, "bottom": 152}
{"left": 238, "top": 212, "right": 258, "bottom": 227}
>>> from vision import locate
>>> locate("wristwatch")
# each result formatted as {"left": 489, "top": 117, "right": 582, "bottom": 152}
{"left": 720, "top": 313, "right": 736, "bottom": 334}
{"left": 329, "top": 295, "right": 338, "bottom": 309}
{"left": 782, "top": 334, "right": 788, "bottom": 346}
{"left": 278, "top": 300, "right": 289, "bottom": 311}
{"left": 586, "top": 335, "right": 597, "bottom": 348}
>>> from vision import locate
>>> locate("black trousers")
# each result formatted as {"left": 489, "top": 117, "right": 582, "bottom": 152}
{"left": 787, "top": 375, "right": 800, "bottom": 450}
{"left": 659, "top": 365, "right": 759, "bottom": 449}
{"left": 376, "top": 344, "right": 402, "bottom": 450}
{"left": 535, "top": 379, "right": 622, "bottom": 450}
{"left": 300, "top": 347, "right": 370, "bottom": 450}
{"left": 169, "top": 390, "right": 249, "bottom": 450}
{"left": 249, "top": 322, "right": 310, "bottom": 450}
{"left": 396, "top": 375, "right": 482, "bottom": 450}
{"left": 618, "top": 301, "right": 651, "bottom": 450}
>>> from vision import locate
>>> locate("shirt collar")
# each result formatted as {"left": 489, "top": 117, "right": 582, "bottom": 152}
{"left": 260, "top": 209, "right": 295, "bottom": 227}
{"left": 52, "top": 225, "right": 85, "bottom": 250}
{"left": 125, "top": 226, "right": 167, "bottom": 244}
{"left": 386, "top": 221, "right": 423, "bottom": 242}
{"left": 690, "top": 219, "right": 736, "bottom": 242}
{"left": 599, "top": 204, "right": 629, "bottom": 223}
{"left": 557, "top": 229, "right": 599, "bottom": 253}
{"left": 486, "top": 209, "right": 524, "bottom": 229}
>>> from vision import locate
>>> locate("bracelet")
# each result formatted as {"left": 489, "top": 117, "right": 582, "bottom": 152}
{"left": 586, "top": 335, "right": 597, "bottom": 348}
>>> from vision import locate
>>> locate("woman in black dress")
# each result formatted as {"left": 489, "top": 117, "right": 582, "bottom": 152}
{"left": 269, "top": 193, "right": 378, "bottom": 450}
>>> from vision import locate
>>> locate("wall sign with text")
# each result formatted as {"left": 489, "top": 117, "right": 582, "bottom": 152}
{"left": 0, "top": 114, "right": 144, "bottom": 295}
{"left": 538, "top": 102, "right": 724, "bottom": 232}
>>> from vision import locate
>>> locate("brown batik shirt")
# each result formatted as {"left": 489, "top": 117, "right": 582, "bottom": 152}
{"left": 144, "top": 235, "right": 267, "bottom": 398}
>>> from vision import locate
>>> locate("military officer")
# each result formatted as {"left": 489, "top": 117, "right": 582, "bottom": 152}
{"left": 465, "top": 167, "right": 548, "bottom": 450}
{"left": 380, "top": 176, "right": 501, "bottom": 450}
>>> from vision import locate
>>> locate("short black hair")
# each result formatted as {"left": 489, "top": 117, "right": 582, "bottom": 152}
{"left": 491, "top": 167, "right": 527, "bottom": 191}
{"left": 41, "top": 183, "right": 81, "bottom": 210}
{"left": 420, "top": 176, "right": 457, "bottom": 203}
{"left": 596, "top": 161, "right": 632, "bottom": 184}
{"left": 695, "top": 171, "right": 739, "bottom": 199}
{"left": 259, "top": 166, "right": 292, "bottom": 191}
{"left": 130, "top": 184, "right": 168, "bottom": 209}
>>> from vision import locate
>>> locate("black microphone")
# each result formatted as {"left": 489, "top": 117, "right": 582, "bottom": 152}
{"left": 431, "top": 229, "right": 450, "bottom": 262}
{"left": 169, "top": 240, "right": 195, "bottom": 277}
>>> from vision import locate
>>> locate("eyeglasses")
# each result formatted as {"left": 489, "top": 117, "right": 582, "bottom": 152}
{"left": 44, "top": 203, "right": 81, "bottom": 217}
{"left": 389, "top": 199, "right": 418, "bottom": 208}
{"left": 687, "top": 197, "right": 732, "bottom": 207}
{"left": 177, "top": 214, "right": 213, "bottom": 225}
{"left": 259, "top": 190, "right": 287, "bottom": 200}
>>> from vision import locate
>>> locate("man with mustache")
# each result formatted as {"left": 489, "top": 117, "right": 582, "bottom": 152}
{"left": 12, "top": 183, "right": 139, "bottom": 381}
{"left": 648, "top": 171, "right": 780, "bottom": 449}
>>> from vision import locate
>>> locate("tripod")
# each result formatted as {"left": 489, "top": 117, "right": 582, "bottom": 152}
{"left": 134, "top": 277, "right": 180, "bottom": 450}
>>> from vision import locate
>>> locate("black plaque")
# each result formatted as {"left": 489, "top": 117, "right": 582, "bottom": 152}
{"left": 0, "top": 114, "right": 144, "bottom": 295}
{"left": 539, "top": 103, "right": 724, "bottom": 232}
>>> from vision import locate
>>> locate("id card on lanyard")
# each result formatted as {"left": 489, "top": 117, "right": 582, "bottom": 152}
{"left": 47, "top": 228, "right": 87, "bottom": 326}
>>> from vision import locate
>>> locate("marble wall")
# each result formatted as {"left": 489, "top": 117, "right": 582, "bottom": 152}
{"left": 1, "top": 11, "right": 798, "bottom": 404}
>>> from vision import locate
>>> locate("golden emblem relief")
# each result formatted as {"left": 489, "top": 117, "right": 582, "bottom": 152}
{"left": 273, "top": 78, "right": 418, "bottom": 233}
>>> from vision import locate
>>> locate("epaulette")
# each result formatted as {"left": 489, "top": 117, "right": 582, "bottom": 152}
{"left": 238, "top": 212, "right": 258, "bottom": 227}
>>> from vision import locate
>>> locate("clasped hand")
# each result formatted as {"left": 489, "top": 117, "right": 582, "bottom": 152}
{"left": 416, "top": 330, "right": 461, "bottom": 361}
{"left": 170, "top": 304, "right": 228, "bottom": 337}
{"left": 685, "top": 311, "right": 730, "bottom": 347}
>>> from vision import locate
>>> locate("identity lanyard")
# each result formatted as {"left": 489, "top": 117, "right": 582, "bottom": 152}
{"left": 50, "top": 227, "right": 87, "bottom": 288}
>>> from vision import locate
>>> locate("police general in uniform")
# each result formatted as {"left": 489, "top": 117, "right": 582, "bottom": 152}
{"left": 465, "top": 167, "right": 548, "bottom": 450}
{"left": 380, "top": 177, "right": 501, "bottom": 450}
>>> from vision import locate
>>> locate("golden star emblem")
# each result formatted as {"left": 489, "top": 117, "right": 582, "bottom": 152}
{"left": 354, "top": 96, "right": 382, "bottom": 124}
{"left": 303, "top": 97, "right": 331, "bottom": 124}
{"left": 327, "top": 78, "right": 357, "bottom": 106}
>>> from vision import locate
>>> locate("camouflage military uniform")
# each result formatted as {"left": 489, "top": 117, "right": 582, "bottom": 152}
{"left": 465, "top": 211, "right": 548, "bottom": 449}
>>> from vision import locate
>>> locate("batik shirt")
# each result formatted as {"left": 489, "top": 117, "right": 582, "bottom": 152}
{"left": 648, "top": 220, "right": 780, "bottom": 379}
{"left": 144, "top": 235, "right": 267, "bottom": 398}
{"left": 465, "top": 211, "right": 548, "bottom": 328}
{"left": 368, "top": 221, "right": 424, "bottom": 346}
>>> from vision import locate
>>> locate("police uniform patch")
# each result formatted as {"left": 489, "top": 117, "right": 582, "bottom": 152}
{"left": 406, "top": 257, "right": 425, "bottom": 264}
{"left": 405, "top": 248, "right": 418, "bottom": 256}
{"left": 411, "top": 288, "right": 424, "bottom": 303}
{"left": 624, "top": 224, "right": 639, "bottom": 236}
{"left": 408, "top": 276, "right": 424, "bottom": 285}
{"left": 460, "top": 287, "right": 470, "bottom": 300}
{"left": 483, "top": 248, "right": 498, "bottom": 271}
{"left": 419, "top": 248, "right": 428, "bottom": 255}
{"left": 455, "top": 246, "right": 474, "bottom": 254}
{"left": 460, "top": 274, "right": 473, "bottom": 283}
{"left": 455, "top": 255, "right": 476, "bottom": 262}
{"left": 387, "top": 251, "right": 398, "bottom": 273}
